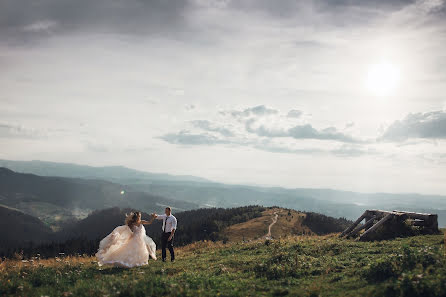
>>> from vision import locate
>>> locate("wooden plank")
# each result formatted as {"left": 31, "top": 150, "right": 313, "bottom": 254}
{"left": 364, "top": 215, "right": 375, "bottom": 231}
{"left": 392, "top": 210, "right": 436, "bottom": 220}
{"left": 358, "top": 213, "right": 393, "bottom": 241}
{"left": 347, "top": 215, "right": 376, "bottom": 238}
{"left": 340, "top": 211, "right": 368, "bottom": 237}
{"left": 412, "top": 219, "right": 426, "bottom": 226}
{"left": 365, "top": 210, "right": 390, "bottom": 219}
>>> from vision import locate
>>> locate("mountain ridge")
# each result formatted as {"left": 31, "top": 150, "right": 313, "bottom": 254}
{"left": 0, "top": 159, "right": 211, "bottom": 183}
{"left": 1, "top": 160, "right": 445, "bottom": 226}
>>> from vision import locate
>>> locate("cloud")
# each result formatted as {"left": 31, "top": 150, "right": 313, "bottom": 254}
{"left": 2, "top": 0, "right": 444, "bottom": 47}
{"left": 0, "top": 122, "right": 47, "bottom": 139}
{"left": 159, "top": 130, "right": 230, "bottom": 145}
{"left": 287, "top": 109, "right": 302, "bottom": 118}
{"left": 23, "top": 20, "right": 57, "bottom": 33}
{"left": 158, "top": 129, "right": 372, "bottom": 158}
{"left": 245, "top": 119, "right": 363, "bottom": 143}
{"left": 0, "top": 121, "right": 69, "bottom": 140}
{"left": 290, "top": 125, "right": 361, "bottom": 143}
{"left": 331, "top": 144, "right": 376, "bottom": 157}
{"left": 220, "top": 105, "right": 279, "bottom": 118}
{"left": 0, "top": 0, "right": 192, "bottom": 43}
{"left": 380, "top": 110, "right": 446, "bottom": 141}
{"left": 185, "top": 104, "right": 196, "bottom": 111}
{"left": 227, "top": 0, "right": 415, "bottom": 19}
{"left": 345, "top": 122, "right": 355, "bottom": 129}
{"left": 191, "top": 120, "right": 234, "bottom": 137}
{"left": 159, "top": 105, "right": 367, "bottom": 156}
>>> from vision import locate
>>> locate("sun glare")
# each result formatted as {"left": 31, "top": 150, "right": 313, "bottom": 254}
{"left": 365, "top": 61, "right": 400, "bottom": 97}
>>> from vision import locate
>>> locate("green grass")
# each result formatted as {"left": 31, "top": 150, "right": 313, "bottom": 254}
{"left": 1, "top": 233, "right": 445, "bottom": 297}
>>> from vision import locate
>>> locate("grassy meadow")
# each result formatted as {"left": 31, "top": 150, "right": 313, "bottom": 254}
{"left": 1, "top": 233, "right": 445, "bottom": 297}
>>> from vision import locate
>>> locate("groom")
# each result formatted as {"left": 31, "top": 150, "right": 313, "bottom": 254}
{"left": 152, "top": 207, "right": 177, "bottom": 262}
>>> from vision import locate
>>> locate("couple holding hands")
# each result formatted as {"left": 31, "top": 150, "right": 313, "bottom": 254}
{"left": 96, "top": 207, "right": 177, "bottom": 267}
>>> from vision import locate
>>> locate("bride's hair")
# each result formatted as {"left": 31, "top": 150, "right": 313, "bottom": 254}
{"left": 125, "top": 211, "right": 141, "bottom": 229}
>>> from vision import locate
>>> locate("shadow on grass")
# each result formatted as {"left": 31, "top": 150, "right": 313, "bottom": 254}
{"left": 98, "top": 267, "right": 127, "bottom": 275}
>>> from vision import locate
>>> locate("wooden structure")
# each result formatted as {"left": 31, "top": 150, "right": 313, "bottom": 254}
{"left": 340, "top": 210, "right": 438, "bottom": 241}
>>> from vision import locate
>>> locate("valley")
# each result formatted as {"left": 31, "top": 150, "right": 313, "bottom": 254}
{"left": 2, "top": 160, "right": 445, "bottom": 227}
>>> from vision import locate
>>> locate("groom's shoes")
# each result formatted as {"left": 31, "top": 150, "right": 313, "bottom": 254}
{"left": 163, "top": 259, "right": 175, "bottom": 263}
{"left": 161, "top": 258, "right": 174, "bottom": 263}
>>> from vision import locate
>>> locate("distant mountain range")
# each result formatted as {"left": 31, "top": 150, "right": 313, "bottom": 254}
{"left": 0, "top": 167, "right": 198, "bottom": 230}
{"left": 1, "top": 159, "right": 445, "bottom": 227}
{"left": 0, "top": 159, "right": 211, "bottom": 183}
{"left": 129, "top": 182, "right": 446, "bottom": 227}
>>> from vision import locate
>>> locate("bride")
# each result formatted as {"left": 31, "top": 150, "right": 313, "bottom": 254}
{"left": 96, "top": 211, "right": 157, "bottom": 267}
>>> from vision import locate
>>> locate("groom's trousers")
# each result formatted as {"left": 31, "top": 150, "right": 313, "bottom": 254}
{"left": 161, "top": 232, "right": 175, "bottom": 261}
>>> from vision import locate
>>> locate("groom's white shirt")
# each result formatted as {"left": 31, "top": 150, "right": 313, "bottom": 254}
{"left": 156, "top": 214, "right": 177, "bottom": 233}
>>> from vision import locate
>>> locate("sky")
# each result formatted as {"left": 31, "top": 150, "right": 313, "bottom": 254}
{"left": 1, "top": 0, "right": 446, "bottom": 194}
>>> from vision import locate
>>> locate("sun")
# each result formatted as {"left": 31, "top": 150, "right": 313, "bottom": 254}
{"left": 365, "top": 61, "right": 400, "bottom": 97}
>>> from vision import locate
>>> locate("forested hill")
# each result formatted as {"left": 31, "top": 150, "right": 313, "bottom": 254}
{"left": 0, "top": 206, "right": 53, "bottom": 251}
{"left": 1, "top": 206, "right": 352, "bottom": 258}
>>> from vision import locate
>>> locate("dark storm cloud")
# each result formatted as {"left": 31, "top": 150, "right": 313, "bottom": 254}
{"left": 1, "top": 0, "right": 441, "bottom": 45}
{"left": 228, "top": 0, "right": 417, "bottom": 20}
{"left": 0, "top": 0, "right": 191, "bottom": 43}
{"left": 380, "top": 110, "right": 446, "bottom": 141}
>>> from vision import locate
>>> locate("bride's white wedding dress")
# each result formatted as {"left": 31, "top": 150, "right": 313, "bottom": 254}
{"left": 96, "top": 224, "right": 157, "bottom": 267}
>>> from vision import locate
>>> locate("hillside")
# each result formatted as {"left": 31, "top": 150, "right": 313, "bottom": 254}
{"left": 0, "top": 168, "right": 197, "bottom": 230}
{"left": 0, "top": 206, "right": 268, "bottom": 258}
{"left": 1, "top": 233, "right": 444, "bottom": 297}
{"left": 222, "top": 208, "right": 337, "bottom": 242}
{"left": 0, "top": 205, "right": 53, "bottom": 253}
{"left": 1, "top": 206, "right": 351, "bottom": 259}
{"left": 59, "top": 206, "right": 267, "bottom": 245}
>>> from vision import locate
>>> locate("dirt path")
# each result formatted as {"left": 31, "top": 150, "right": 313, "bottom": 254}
{"left": 265, "top": 211, "right": 279, "bottom": 239}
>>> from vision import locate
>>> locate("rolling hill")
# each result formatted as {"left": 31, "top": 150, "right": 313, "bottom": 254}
{"left": 1, "top": 205, "right": 352, "bottom": 259}
{"left": 221, "top": 208, "right": 349, "bottom": 242}
{"left": 58, "top": 206, "right": 351, "bottom": 247}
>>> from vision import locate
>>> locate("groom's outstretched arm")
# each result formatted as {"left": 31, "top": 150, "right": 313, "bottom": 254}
{"left": 154, "top": 214, "right": 166, "bottom": 220}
